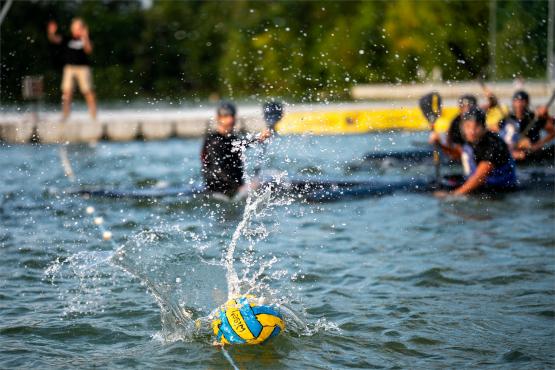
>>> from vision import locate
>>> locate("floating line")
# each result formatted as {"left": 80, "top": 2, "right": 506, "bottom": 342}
{"left": 221, "top": 347, "right": 239, "bottom": 370}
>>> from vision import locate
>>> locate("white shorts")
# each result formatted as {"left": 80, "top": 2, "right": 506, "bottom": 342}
{"left": 61, "top": 65, "right": 93, "bottom": 94}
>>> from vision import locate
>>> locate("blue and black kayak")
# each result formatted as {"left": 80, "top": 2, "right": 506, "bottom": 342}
{"left": 73, "top": 171, "right": 554, "bottom": 203}
{"left": 355, "top": 144, "right": 554, "bottom": 169}
{"left": 77, "top": 183, "right": 206, "bottom": 199}
{"left": 305, "top": 171, "right": 554, "bottom": 202}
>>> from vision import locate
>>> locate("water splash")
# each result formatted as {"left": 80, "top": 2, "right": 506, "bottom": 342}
{"left": 224, "top": 183, "right": 274, "bottom": 298}
{"left": 44, "top": 179, "right": 335, "bottom": 344}
{"left": 110, "top": 227, "right": 226, "bottom": 341}
{"left": 44, "top": 250, "right": 115, "bottom": 315}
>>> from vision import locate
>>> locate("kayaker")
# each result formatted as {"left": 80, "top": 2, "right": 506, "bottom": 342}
{"left": 446, "top": 94, "right": 478, "bottom": 148}
{"left": 201, "top": 101, "right": 271, "bottom": 197}
{"left": 432, "top": 94, "right": 481, "bottom": 161}
{"left": 47, "top": 18, "right": 97, "bottom": 121}
{"left": 433, "top": 107, "right": 517, "bottom": 197}
{"left": 498, "top": 90, "right": 555, "bottom": 160}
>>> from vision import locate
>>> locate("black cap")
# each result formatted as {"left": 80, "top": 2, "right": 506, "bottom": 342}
{"left": 512, "top": 90, "right": 529, "bottom": 102}
{"left": 217, "top": 101, "right": 236, "bottom": 117}
{"left": 461, "top": 107, "right": 486, "bottom": 127}
{"left": 458, "top": 94, "right": 477, "bottom": 107}
{"left": 263, "top": 101, "right": 284, "bottom": 126}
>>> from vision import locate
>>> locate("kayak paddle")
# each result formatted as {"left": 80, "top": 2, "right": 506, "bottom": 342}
{"left": 419, "top": 92, "right": 443, "bottom": 186}
{"left": 254, "top": 101, "right": 284, "bottom": 176}
{"left": 546, "top": 89, "right": 555, "bottom": 109}
{"left": 520, "top": 89, "right": 555, "bottom": 138}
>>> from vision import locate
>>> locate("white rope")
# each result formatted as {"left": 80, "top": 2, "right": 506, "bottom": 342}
{"left": 221, "top": 347, "right": 239, "bottom": 370}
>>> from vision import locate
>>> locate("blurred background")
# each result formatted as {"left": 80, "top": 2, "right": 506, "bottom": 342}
{"left": 1, "top": 0, "right": 552, "bottom": 105}
{"left": 1, "top": 3, "right": 555, "bottom": 368}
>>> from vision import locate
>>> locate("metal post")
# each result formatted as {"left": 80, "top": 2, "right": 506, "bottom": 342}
{"left": 0, "top": 0, "right": 15, "bottom": 103}
{"left": 489, "top": 0, "right": 497, "bottom": 81}
{"left": 548, "top": 0, "right": 554, "bottom": 86}
{"left": 0, "top": 0, "right": 13, "bottom": 26}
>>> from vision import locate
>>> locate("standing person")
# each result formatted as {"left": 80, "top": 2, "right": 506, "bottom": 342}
{"left": 47, "top": 18, "right": 96, "bottom": 120}
{"left": 433, "top": 107, "right": 517, "bottom": 197}
{"left": 201, "top": 102, "right": 271, "bottom": 197}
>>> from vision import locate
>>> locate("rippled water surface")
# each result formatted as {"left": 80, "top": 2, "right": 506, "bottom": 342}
{"left": 1, "top": 132, "right": 554, "bottom": 369}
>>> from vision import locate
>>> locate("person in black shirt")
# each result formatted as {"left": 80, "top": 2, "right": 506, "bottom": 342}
{"left": 434, "top": 91, "right": 500, "bottom": 150}
{"left": 446, "top": 94, "right": 477, "bottom": 148}
{"left": 201, "top": 102, "right": 271, "bottom": 197}
{"left": 498, "top": 90, "right": 554, "bottom": 160}
{"left": 435, "top": 108, "right": 516, "bottom": 197}
{"left": 431, "top": 94, "right": 488, "bottom": 161}
{"left": 47, "top": 18, "right": 97, "bottom": 120}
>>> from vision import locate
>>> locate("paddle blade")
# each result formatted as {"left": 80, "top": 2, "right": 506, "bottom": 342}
{"left": 419, "top": 92, "right": 442, "bottom": 124}
{"left": 263, "top": 101, "right": 284, "bottom": 131}
{"left": 547, "top": 89, "right": 555, "bottom": 109}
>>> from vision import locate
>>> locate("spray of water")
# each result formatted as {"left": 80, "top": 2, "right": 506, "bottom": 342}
{"left": 44, "top": 173, "right": 338, "bottom": 348}
{"left": 224, "top": 184, "right": 273, "bottom": 298}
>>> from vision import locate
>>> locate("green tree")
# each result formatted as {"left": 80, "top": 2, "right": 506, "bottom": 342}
{"left": 0, "top": 0, "right": 551, "bottom": 105}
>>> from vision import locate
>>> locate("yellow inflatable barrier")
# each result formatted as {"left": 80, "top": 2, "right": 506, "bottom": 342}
{"left": 275, "top": 105, "right": 508, "bottom": 135}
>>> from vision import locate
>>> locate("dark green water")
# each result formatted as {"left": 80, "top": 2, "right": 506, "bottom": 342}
{"left": 1, "top": 133, "right": 554, "bottom": 369}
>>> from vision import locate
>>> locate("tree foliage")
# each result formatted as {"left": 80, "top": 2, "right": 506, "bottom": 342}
{"left": 0, "top": 0, "right": 550, "bottom": 103}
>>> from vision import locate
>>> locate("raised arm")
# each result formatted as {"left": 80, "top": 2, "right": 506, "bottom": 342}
{"left": 531, "top": 109, "right": 555, "bottom": 152}
{"left": 480, "top": 88, "right": 498, "bottom": 111}
{"left": 81, "top": 25, "right": 93, "bottom": 54}
{"left": 429, "top": 131, "right": 462, "bottom": 160}
{"left": 47, "top": 21, "right": 62, "bottom": 44}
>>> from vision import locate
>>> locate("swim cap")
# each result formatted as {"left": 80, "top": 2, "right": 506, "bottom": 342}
{"left": 217, "top": 101, "right": 237, "bottom": 117}
{"left": 461, "top": 107, "right": 486, "bottom": 127}
{"left": 512, "top": 90, "right": 529, "bottom": 102}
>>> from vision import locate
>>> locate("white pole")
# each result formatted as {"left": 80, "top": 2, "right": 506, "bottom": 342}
{"left": 0, "top": 0, "right": 14, "bottom": 103}
{"left": 548, "top": 0, "right": 554, "bottom": 86}
{"left": 489, "top": 0, "right": 497, "bottom": 81}
{"left": 0, "top": 0, "right": 13, "bottom": 26}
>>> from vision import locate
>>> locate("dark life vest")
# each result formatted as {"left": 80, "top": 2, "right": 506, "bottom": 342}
{"left": 201, "top": 132, "right": 245, "bottom": 196}
{"left": 508, "top": 110, "right": 546, "bottom": 144}
{"left": 461, "top": 132, "right": 517, "bottom": 188}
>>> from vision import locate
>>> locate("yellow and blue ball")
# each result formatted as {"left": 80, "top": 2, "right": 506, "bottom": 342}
{"left": 212, "top": 295, "right": 285, "bottom": 345}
